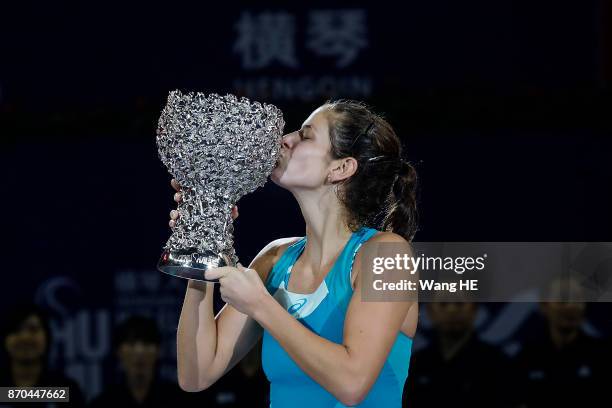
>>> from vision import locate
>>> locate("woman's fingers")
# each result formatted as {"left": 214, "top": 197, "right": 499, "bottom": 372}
{"left": 169, "top": 210, "right": 179, "bottom": 229}
{"left": 231, "top": 205, "right": 239, "bottom": 220}
{"left": 169, "top": 180, "right": 182, "bottom": 229}
{"left": 171, "top": 179, "right": 182, "bottom": 202}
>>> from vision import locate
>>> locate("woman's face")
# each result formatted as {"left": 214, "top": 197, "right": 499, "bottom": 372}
{"left": 4, "top": 315, "right": 47, "bottom": 362}
{"left": 271, "top": 107, "right": 334, "bottom": 190}
{"left": 117, "top": 340, "right": 160, "bottom": 380}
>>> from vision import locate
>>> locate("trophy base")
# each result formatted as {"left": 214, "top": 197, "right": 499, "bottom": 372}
{"left": 157, "top": 249, "right": 233, "bottom": 283}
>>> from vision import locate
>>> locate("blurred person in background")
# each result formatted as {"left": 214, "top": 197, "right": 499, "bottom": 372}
{"left": 514, "top": 278, "right": 609, "bottom": 407}
{"left": 204, "top": 339, "right": 269, "bottom": 407}
{"left": 89, "top": 315, "right": 193, "bottom": 407}
{"left": 403, "top": 300, "right": 516, "bottom": 408}
{"left": 0, "top": 303, "right": 86, "bottom": 407}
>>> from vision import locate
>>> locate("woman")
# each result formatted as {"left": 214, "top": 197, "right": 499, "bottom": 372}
{"left": 173, "top": 99, "right": 419, "bottom": 407}
{"left": 90, "top": 315, "right": 190, "bottom": 407}
{"left": 0, "top": 304, "right": 86, "bottom": 407}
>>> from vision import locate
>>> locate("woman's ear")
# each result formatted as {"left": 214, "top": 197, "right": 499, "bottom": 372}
{"left": 329, "top": 157, "right": 358, "bottom": 183}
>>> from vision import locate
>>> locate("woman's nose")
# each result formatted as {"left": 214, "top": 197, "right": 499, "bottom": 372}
{"left": 281, "top": 131, "right": 299, "bottom": 149}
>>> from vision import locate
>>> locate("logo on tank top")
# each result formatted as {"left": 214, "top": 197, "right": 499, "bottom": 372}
{"left": 273, "top": 279, "right": 329, "bottom": 319}
{"left": 287, "top": 298, "right": 308, "bottom": 314}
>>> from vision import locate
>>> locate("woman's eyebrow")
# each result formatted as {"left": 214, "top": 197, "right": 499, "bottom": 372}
{"left": 301, "top": 124, "right": 318, "bottom": 135}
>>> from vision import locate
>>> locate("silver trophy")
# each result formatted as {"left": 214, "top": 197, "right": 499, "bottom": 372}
{"left": 156, "top": 91, "right": 284, "bottom": 282}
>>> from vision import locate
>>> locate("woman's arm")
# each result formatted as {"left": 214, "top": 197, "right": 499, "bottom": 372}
{"left": 252, "top": 232, "right": 414, "bottom": 406}
{"left": 177, "top": 237, "right": 285, "bottom": 391}
{"left": 171, "top": 176, "right": 299, "bottom": 392}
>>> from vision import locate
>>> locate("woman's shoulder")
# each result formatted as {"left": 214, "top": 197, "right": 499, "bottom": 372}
{"left": 364, "top": 230, "right": 407, "bottom": 244}
{"left": 252, "top": 236, "right": 303, "bottom": 282}
{"left": 350, "top": 229, "right": 410, "bottom": 287}
{"left": 270, "top": 236, "right": 304, "bottom": 257}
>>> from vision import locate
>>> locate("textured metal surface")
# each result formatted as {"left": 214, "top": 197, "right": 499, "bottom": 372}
{"left": 156, "top": 91, "right": 284, "bottom": 280}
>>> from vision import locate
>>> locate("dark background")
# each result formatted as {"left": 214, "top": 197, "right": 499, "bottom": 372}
{"left": 1, "top": 0, "right": 611, "bottom": 404}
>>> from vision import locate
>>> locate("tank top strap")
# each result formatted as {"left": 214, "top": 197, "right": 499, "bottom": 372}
{"left": 264, "top": 227, "right": 379, "bottom": 298}
{"left": 264, "top": 237, "right": 306, "bottom": 295}
{"left": 325, "top": 226, "right": 380, "bottom": 307}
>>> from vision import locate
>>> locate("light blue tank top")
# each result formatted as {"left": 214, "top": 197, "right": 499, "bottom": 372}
{"left": 262, "top": 226, "right": 413, "bottom": 408}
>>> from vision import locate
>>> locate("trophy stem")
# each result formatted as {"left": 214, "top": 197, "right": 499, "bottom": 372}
{"left": 157, "top": 188, "right": 238, "bottom": 282}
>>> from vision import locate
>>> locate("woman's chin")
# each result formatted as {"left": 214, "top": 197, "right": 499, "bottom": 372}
{"left": 269, "top": 168, "right": 281, "bottom": 185}
{"left": 270, "top": 168, "right": 287, "bottom": 187}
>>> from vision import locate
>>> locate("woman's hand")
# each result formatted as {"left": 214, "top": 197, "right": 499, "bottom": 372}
{"left": 205, "top": 263, "right": 270, "bottom": 317}
{"left": 169, "top": 178, "right": 239, "bottom": 228}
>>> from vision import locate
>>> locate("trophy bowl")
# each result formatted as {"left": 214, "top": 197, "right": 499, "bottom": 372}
{"left": 156, "top": 91, "right": 284, "bottom": 282}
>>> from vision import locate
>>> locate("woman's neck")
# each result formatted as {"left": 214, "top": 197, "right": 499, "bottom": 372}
{"left": 302, "top": 223, "right": 353, "bottom": 276}
{"left": 126, "top": 371, "right": 155, "bottom": 404}
{"left": 437, "top": 330, "right": 474, "bottom": 361}
{"left": 296, "top": 189, "right": 353, "bottom": 275}
{"left": 11, "top": 360, "right": 43, "bottom": 387}
{"left": 549, "top": 324, "right": 579, "bottom": 350}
